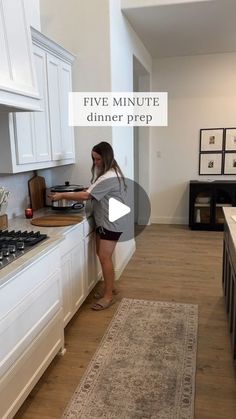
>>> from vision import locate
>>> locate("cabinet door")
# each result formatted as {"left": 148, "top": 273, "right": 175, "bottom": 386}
{"left": 14, "top": 46, "right": 51, "bottom": 164}
{"left": 71, "top": 241, "right": 85, "bottom": 311}
{"left": 14, "top": 112, "right": 36, "bottom": 164}
{"left": 61, "top": 252, "right": 72, "bottom": 326}
{"left": 59, "top": 61, "right": 75, "bottom": 159}
{"left": 47, "top": 53, "right": 63, "bottom": 161}
{"left": 33, "top": 45, "right": 51, "bottom": 162}
{"left": 189, "top": 182, "right": 213, "bottom": 230}
{"left": 85, "top": 232, "right": 98, "bottom": 293}
{"left": 14, "top": 45, "right": 51, "bottom": 164}
{"left": 61, "top": 240, "right": 85, "bottom": 327}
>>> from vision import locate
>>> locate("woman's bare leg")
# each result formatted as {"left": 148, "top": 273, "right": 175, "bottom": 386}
{"left": 95, "top": 233, "right": 100, "bottom": 257}
{"left": 97, "top": 239, "right": 117, "bottom": 301}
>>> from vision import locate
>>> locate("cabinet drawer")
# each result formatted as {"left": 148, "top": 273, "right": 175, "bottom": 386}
{"left": 0, "top": 270, "right": 61, "bottom": 378}
{"left": 0, "top": 311, "right": 63, "bottom": 419}
{"left": 60, "top": 223, "right": 84, "bottom": 254}
{"left": 0, "top": 247, "right": 60, "bottom": 318}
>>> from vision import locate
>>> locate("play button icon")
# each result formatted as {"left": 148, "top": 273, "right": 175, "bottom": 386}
{"left": 109, "top": 198, "right": 131, "bottom": 222}
{"left": 85, "top": 176, "right": 151, "bottom": 242}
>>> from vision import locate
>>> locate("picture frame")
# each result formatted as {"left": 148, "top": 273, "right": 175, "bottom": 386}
{"left": 225, "top": 128, "right": 236, "bottom": 151}
{"left": 200, "top": 128, "right": 224, "bottom": 152}
{"left": 199, "top": 153, "right": 222, "bottom": 175}
{"left": 223, "top": 152, "right": 236, "bottom": 175}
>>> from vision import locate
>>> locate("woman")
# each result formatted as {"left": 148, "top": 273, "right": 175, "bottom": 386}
{"left": 49, "top": 141, "right": 126, "bottom": 311}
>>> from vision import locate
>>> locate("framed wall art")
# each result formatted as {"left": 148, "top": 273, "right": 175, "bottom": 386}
{"left": 199, "top": 153, "right": 222, "bottom": 175}
{"left": 225, "top": 128, "right": 236, "bottom": 151}
{"left": 223, "top": 152, "right": 236, "bottom": 175}
{"left": 200, "top": 128, "right": 224, "bottom": 152}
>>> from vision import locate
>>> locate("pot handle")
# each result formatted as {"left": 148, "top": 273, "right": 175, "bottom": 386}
{"left": 72, "top": 202, "right": 84, "bottom": 210}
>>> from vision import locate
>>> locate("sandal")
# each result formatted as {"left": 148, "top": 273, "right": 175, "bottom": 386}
{"left": 91, "top": 298, "right": 115, "bottom": 311}
{"left": 93, "top": 288, "right": 119, "bottom": 299}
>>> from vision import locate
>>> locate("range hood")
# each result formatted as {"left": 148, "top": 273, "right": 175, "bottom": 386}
{"left": 0, "top": 87, "right": 41, "bottom": 113}
{"left": 0, "top": 0, "right": 40, "bottom": 112}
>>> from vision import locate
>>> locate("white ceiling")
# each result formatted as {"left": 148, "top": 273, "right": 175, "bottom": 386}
{"left": 122, "top": 0, "right": 236, "bottom": 58}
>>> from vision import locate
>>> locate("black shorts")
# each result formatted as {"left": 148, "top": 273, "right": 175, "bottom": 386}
{"left": 96, "top": 227, "right": 122, "bottom": 241}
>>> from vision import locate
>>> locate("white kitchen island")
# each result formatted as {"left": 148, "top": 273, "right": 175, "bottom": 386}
{"left": 222, "top": 207, "right": 236, "bottom": 367}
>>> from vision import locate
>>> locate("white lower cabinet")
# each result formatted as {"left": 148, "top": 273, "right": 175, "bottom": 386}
{"left": 84, "top": 231, "right": 99, "bottom": 293}
{"left": 0, "top": 220, "right": 102, "bottom": 418}
{"left": 61, "top": 225, "right": 86, "bottom": 327}
{"left": 0, "top": 245, "right": 64, "bottom": 419}
{"left": 60, "top": 221, "right": 101, "bottom": 328}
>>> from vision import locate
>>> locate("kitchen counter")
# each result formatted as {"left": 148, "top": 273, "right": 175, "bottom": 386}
{"left": 222, "top": 206, "right": 236, "bottom": 365}
{"left": 0, "top": 207, "right": 89, "bottom": 286}
{"left": 223, "top": 206, "right": 236, "bottom": 248}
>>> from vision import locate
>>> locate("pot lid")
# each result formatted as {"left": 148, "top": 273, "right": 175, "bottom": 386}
{"left": 51, "top": 181, "right": 84, "bottom": 192}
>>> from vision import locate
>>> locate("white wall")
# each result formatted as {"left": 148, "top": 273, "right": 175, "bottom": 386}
{"left": 40, "top": 0, "right": 152, "bottom": 185}
{"left": 40, "top": 0, "right": 112, "bottom": 188}
{"left": 109, "top": 0, "right": 152, "bottom": 180}
{"left": 109, "top": 0, "right": 152, "bottom": 264}
{"left": 151, "top": 52, "right": 236, "bottom": 224}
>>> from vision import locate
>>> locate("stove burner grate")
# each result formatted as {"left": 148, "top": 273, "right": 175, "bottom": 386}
{"left": 0, "top": 229, "right": 48, "bottom": 270}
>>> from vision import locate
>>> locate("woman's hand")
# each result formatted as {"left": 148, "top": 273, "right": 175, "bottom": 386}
{"left": 48, "top": 192, "right": 63, "bottom": 202}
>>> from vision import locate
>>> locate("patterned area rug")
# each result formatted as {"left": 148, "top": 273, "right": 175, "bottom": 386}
{"left": 62, "top": 298, "right": 198, "bottom": 419}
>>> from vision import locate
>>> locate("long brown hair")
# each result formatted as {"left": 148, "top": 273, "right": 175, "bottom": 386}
{"left": 91, "top": 142, "right": 125, "bottom": 185}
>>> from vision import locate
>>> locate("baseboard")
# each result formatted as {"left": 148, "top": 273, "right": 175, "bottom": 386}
{"left": 114, "top": 240, "right": 136, "bottom": 280}
{"left": 151, "top": 216, "right": 188, "bottom": 225}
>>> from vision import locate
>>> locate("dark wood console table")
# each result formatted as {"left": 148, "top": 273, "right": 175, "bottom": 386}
{"left": 189, "top": 180, "right": 236, "bottom": 231}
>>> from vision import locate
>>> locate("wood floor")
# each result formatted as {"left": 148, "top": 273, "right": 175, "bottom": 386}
{"left": 15, "top": 224, "right": 236, "bottom": 419}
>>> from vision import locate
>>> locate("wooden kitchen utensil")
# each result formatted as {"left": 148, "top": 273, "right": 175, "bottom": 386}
{"left": 28, "top": 173, "right": 46, "bottom": 210}
{"left": 0, "top": 214, "right": 8, "bottom": 229}
{"left": 30, "top": 215, "right": 84, "bottom": 227}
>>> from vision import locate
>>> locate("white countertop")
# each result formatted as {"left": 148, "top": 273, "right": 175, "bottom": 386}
{"left": 223, "top": 206, "right": 236, "bottom": 246}
{"left": 0, "top": 207, "right": 88, "bottom": 286}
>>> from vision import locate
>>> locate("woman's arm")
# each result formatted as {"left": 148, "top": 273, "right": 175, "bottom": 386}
{"left": 48, "top": 190, "right": 91, "bottom": 202}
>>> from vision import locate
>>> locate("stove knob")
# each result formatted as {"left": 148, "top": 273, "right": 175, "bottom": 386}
{"left": 9, "top": 244, "right": 16, "bottom": 253}
{"left": 3, "top": 248, "right": 9, "bottom": 257}
{"left": 17, "top": 241, "right": 25, "bottom": 250}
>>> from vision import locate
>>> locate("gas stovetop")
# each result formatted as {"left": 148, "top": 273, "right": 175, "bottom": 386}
{"left": 0, "top": 230, "right": 48, "bottom": 270}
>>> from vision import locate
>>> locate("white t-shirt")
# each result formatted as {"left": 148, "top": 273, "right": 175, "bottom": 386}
{"left": 87, "top": 169, "right": 125, "bottom": 232}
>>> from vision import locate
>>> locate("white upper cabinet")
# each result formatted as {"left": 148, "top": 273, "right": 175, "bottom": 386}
{"left": 59, "top": 61, "right": 75, "bottom": 160}
{"left": 0, "top": 0, "right": 40, "bottom": 111}
{"left": 47, "top": 54, "right": 62, "bottom": 161}
{"left": 15, "top": 45, "right": 51, "bottom": 164}
{"left": 33, "top": 45, "right": 51, "bottom": 162}
{"left": 0, "top": 28, "right": 76, "bottom": 173}
{"left": 47, "top": 55, "right": 75, "bottom": 161}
